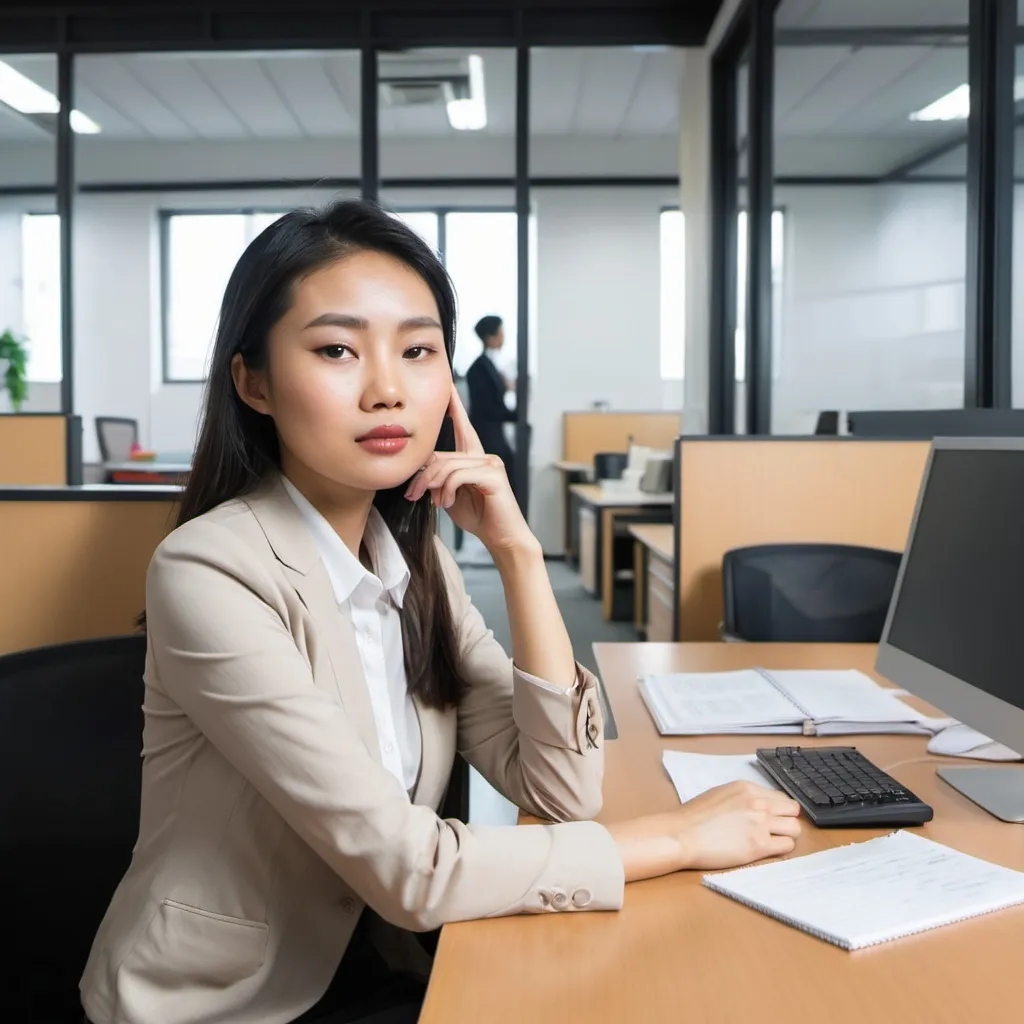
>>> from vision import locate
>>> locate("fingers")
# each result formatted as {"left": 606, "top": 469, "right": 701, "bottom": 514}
{"left": 761, "top": 834, "right": 798, "bottom": 858}
{"left": 404, "top": 455, "right": 504, "bottom": 506}
{"left": 767, "top": 815, "right": 802, "bottom": 838}
{"left": 447, "top": 384, "right": 485, "bottom": 455}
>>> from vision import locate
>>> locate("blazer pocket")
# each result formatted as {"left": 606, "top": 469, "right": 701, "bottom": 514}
{"left": 124, "top": 898, "right": 269, "bottom": 990}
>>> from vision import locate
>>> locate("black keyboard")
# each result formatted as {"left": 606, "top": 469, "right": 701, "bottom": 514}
{"left": 755, "top": 746, "right": 934, "bottom": 827}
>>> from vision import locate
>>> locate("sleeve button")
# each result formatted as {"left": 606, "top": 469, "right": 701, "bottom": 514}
{"left": 572, "top": 888, "right": 592, "bottom": 908}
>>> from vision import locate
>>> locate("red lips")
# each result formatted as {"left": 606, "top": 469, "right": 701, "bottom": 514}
{"left": 356, "top": 425, "right": 411, "bottom": 441}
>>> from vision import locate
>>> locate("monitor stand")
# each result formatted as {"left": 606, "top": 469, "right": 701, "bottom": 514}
{"left": 938, "top": 767, "right": 1024, "bottom": 823}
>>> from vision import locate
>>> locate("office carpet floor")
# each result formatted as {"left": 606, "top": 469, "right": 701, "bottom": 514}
{"left": 460, "top": 558, "right": 638, "bottom": 825}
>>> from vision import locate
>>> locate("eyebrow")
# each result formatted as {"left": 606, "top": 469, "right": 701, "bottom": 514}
{"left": 303, "top": 312, "right": 442, "bottom": 332}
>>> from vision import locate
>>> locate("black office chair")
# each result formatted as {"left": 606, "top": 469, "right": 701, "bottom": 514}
{"left": 814, "top": 411, "right": 840, "bottom": 435}
{"left": 593, "top": 451, "right": 628, "bottom": 481}
{"left": 95, "top": 416, "right": 139, "bottom": 462}
{"left": 721, "top": 543, "right": 902, "bottom": 643}
{"left": 0, "top": 635, "right": 146, "bottom": 1021}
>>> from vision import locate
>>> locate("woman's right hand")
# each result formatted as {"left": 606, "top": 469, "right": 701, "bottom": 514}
{"left": 606, "top": 782, "right": 803, "bottom": 883}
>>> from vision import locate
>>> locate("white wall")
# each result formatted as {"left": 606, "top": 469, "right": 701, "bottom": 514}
{"left": 772, "top": 183, "right": 968, "bottom": 433}
{"left": 528, "top": 186, "right": 683, "bottom": 552}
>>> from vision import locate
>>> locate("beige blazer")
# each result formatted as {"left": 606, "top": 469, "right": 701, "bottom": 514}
{"left": 81, "top": 476, "right": 624, "bottom": 1024}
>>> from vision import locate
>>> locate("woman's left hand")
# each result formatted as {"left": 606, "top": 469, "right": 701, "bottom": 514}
{"left": 404, "top": 385, "right": 538, "bottom": 556}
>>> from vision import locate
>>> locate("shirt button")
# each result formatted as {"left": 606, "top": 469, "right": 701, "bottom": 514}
{"left": 384, "top": 742, "right": 395, "bottom": 754}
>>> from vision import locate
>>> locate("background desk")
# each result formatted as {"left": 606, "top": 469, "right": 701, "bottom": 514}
{"left": 104, "top": 460, "right": 191, "bottom": 484}
{"left": 421, "top": 643, "right": 1024, "bottom": 1024}
{"left": 628, "top": 523, "right": 674, "bottom": 640}
{"left": 554, "top": 460, "right": 592, "bottom": 563}
{"left": 569, "top": 483, "right": 672, "bottom": 620}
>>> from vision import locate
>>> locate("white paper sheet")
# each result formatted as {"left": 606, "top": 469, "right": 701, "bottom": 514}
{"left": 661, "top": 750, "right": 780, "bottom": 803}
{"left": 703, "top": 830, "right": 1024, "bottom": 950}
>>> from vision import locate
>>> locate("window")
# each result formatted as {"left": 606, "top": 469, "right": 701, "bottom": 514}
{"left": 659, "top": 209, "right": 685, "bottom": 380}
{"left": 386, "top": 208, "right": 519, "bottom": 378}
{"left": 445, "top": 212, "right": 518, "bottom": 378}
{"left": 735, "top": 209, "right": 784, "bottom": 382}
{"left": 163, "top": 211, "right": 287, "bottom": 381}
{"left": 390, "top": 211, "right": 440, "bottom": 254}
{"left": 21, "top": 213, "right": 61, "bottom": 382}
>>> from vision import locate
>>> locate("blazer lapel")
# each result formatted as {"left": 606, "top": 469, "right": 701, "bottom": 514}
{"left": 243, "top": 477, "right": 382, "bottom": 767}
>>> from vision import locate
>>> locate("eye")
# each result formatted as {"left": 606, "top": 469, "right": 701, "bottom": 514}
{"left": 316, "top": 344, "right": 353, "bottom": 361}
{"left": 404, "top": 345, "right": 437, "bottom": 360}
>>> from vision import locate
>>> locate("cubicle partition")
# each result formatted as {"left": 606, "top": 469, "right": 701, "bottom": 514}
{"left": 561, "top": 411, "right": 681, "bottom": 464}
{"left": 0, "top": 486, "right": 179, "bottom": 654}
{"left": 0, "top": 414, "right": 82, "bottom": 485}
{"left": 672, "top": 437, "right": 930, "bottom": 641}
{"left": 847, "top": 408, "right": 1024, "bottom": 438}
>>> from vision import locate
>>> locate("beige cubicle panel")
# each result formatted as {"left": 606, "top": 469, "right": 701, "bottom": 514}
{"left": 674, "top": 438, "right": 931, "bottom": 641}
{"left": 0, "top": 497, "right": 177, "bottom": 654}
{"left": 562, "top": 411, "right": 680, "bottom": 464}
{"left": 0, "top": 414, "right": 73, "bottom": 485}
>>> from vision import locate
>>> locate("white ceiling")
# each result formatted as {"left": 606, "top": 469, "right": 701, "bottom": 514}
{"left": 0, "top": 35, "right": 986, "bottom": 178}
{"left": 778, "top": 0, "right": 968, "bottom": 29}
{"left": 0, "top": 47, "right": 681, "bottom": 145}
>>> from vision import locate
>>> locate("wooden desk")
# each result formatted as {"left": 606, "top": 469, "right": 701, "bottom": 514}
{"left": 569, "top": 483, "right": 672, "bottom": 620}
{"left": 553, "top": 460, "right": 592, "bottom": 562}
{"left": 628, "top": 523, "right": 674, "bottom": 641}
{"left": 421, "top": 643, "right": 1024, "bottom": 1024}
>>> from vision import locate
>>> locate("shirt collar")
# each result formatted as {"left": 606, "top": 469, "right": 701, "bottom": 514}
{"left": 281, "top": 476, "right": 410, "bottom": 608}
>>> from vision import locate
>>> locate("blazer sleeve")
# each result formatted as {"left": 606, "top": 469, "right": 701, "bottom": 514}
{"left": 434, "top": 540, "right": 608, "bottom": 824}
{"left": 145, "top": 524, "right": 625, "bottom": 934}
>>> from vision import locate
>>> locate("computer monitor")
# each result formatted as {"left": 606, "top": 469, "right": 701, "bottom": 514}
{"left": 877, "top": 437, "right": 1024, "bottom": 822}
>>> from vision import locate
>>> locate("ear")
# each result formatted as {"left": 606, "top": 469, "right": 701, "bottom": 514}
{"left": 231, "top": 353, "right": 273, "bottom": 416}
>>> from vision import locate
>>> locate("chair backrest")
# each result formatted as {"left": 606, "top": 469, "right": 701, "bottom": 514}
{"left": 0, "top": 635, "right": 146, "bottom": 1019}
{"left": 722, "top": 543, "right": 903, "bottom": 642}
{"left": 95, "top": 416, "right": 138, "bottom": 462}
{"left": 593, "top": 451, "right": 629, "bottom": 481}
{"left": 814, "top": 411, "right": 840, "bottom": 435}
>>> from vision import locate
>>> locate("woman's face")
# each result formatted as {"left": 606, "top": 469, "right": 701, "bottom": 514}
{"left": 235, "top": 249, "right": 452, "bottom": 496}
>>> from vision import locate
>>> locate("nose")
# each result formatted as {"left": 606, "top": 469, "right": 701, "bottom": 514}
{"left": 359, "top": 350, "right": 405, "bottom": 412}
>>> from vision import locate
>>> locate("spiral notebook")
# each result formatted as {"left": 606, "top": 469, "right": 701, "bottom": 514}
{"left": 702, "top": 831, "right": 1024, "bottom": 951}
{"left": 639, "top": 668, "right": 951, "bottom": 736}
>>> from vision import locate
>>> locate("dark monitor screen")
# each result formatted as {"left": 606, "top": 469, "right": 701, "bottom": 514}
{"left": 887, "top": 448, "right": 1024, "bottom": 712}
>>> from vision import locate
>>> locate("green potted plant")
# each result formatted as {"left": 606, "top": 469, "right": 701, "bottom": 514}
{"left": 0, "top": 329, "right": 28, "bottom": 412}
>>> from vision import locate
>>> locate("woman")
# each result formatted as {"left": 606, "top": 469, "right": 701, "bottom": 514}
{"left": 81, "top": 200, "right": 800, "bottom": 1024}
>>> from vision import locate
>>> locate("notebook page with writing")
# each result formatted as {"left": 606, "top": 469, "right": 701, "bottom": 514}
{"left": 767, "top": 670, "right": 953, "bottom": 736}
{"left": 703, "top": 831, "right": 1024, "bottom": 950}
{"left": 662, "top": 751, "right": 780, "bottom": 803}
{"left": 639, "top": 671, "right": 802, "bottom": 735}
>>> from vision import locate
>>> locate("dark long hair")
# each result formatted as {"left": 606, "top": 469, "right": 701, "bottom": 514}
{"left": 174, "top": 199, "right": 466, "bottom": 709}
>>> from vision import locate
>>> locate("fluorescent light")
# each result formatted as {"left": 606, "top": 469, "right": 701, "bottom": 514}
{"left": 910, "top": 76, "right": 1024, "bottom": 122}
{"left": 69, "top": 109, "right": 102, "bottom": 134}
{"left": 0, "top": 59, "right": 101, "bottom": 133}
{"left": 446, "top": 54, "right": 486, "bottom": 131}
{"left": 909, "top": 84, "right": 970, "bottom": 122}
{"left": 0, "top": 60, "right": 58, "bottom": 113}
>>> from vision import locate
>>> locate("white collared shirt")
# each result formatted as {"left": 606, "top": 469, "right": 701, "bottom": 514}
{"left": 282, "top": 478, "right": 422, "bottom": 792}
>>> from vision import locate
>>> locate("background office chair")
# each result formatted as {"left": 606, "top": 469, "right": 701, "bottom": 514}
{"left": 721, "top": 543, "right": 902, "bottom": 643}
{"left": 95, "top": 416, "right": 139, "bottom": 462}
{"left": 0, "top": 635, "right": 146, "bottom": 1021}
{"left": 593, "top": 451, "right": 628, "bottom": 481}
{"left": 814, "top": 410, "right": 840, "bottom": 435}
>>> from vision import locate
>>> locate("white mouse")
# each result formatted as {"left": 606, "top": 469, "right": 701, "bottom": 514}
{"left": 927, "top": 723, "right": 1023, "bottom": 762}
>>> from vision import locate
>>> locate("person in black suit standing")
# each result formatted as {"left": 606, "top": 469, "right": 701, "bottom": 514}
{"left": 466, "top": 314, "right": 517, "bottom": 484}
